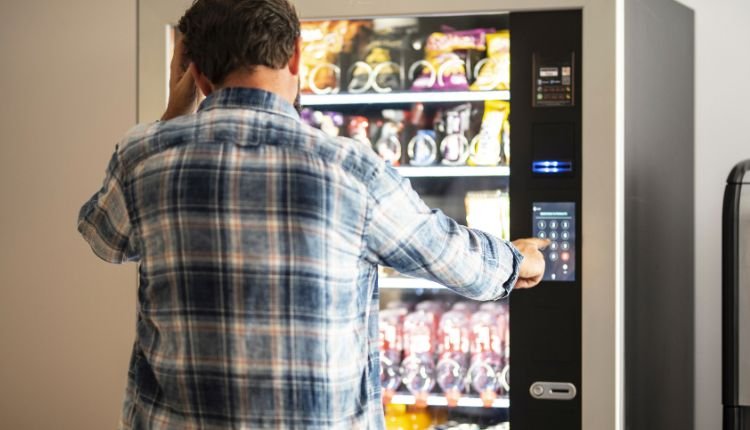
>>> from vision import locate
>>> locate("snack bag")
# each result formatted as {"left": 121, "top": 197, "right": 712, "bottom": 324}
{"left": 300, "top": 109, "right": 344, "bottom": 137}
{"left": 411, "top": 28, "right": 493, "bottom": 91}
{"left": 468, "top": 100, "right": 510, "bottom": 166}
{"left": 349, "top": 30, "right": 410, "bottom": 93}
{"left": 300, "top": 21, "right": 370, "bottom": 94}
{"left": 465, "top": 190, "right": 508, "bottom": 240}
{"left": 471, "top": 30, "right": 511, "bottom": 91}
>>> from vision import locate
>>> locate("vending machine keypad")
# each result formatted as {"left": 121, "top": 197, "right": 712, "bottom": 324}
{"left": 532, "top": 202, "right": 576, "bottom": 281}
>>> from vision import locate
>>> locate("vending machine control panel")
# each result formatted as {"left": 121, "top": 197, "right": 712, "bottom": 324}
{"left": 532, "top": 202, "right": 576, "bottom": 281}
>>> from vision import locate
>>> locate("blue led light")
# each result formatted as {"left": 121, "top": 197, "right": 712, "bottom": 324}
{"left": 532, "top": 160, "right": 573, "bottom": 174}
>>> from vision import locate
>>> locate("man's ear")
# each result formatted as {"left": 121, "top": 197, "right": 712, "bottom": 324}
{"left": 288, "top": 37, "right": 302, "bottom": 76}
{"left": 189, "top": 63, "right": 215, "bottom": 97}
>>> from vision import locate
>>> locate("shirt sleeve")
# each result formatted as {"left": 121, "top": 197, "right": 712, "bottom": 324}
{"left": 77, "top": 148, "right": 139, "bottom": 264}
{"left": 365, "top": 165, "right": 523, "bottom": 301}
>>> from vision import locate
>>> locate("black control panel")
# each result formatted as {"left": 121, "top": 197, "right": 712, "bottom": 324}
{"left": 532, "top": 202, "right": 576, "bottom": 281}
{"left": 509, "top": 10, "right": 581, "bottom": 430}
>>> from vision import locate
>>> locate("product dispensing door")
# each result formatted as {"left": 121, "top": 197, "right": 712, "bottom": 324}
{"left": 723, "top": 159, "right": 750, "bottom": 430}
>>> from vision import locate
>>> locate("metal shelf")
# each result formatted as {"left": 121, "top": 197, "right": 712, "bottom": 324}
{"left": 390, "top": 393, "right": 510, "bottom": 409}
{"left": 301, "top": 90, "right": 510, "bottom": 106}
{"left": 394, "top": 166, "right": 509, "bottom": 178}
{"left": 379, "top": 277, "right": 447, "bottom": 290}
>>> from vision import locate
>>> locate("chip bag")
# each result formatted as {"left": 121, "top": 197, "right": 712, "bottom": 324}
{"left": 470, "top": 30, "right": 510, "bottom": 91}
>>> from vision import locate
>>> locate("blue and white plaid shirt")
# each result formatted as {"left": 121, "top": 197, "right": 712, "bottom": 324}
{"left": 78, "top": 87, "right": 522, "bottom": 430}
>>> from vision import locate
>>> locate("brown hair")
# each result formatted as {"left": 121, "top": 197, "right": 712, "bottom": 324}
{"left": 178, "top": 0, "right": 300, "bottom": 85}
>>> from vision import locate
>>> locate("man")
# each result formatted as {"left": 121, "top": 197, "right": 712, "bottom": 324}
{"left": 78, "top": 0, "right": 548, "bottom": 428}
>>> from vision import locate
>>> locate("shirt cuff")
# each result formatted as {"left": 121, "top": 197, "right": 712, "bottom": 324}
{"left": 499, "top": 240, "right": 524, "bottom": 299}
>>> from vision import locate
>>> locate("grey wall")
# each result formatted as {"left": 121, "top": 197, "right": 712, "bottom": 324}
{"left": 674, "top": 0, "right": 750, "bottom": 429}
{"left": 625, "top": 1, "right": 694, "bottom": 429}
{"left": 0, "top": 0, "right": 137, "bottom": 428}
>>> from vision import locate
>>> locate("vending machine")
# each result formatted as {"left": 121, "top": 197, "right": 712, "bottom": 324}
{"left": 137, "top": 0, "right": 696, "bottom": 428}
{"left": 723, "top": 160, "right": 750, "bottom": 430}
{"left": 139, "top": 2, "right": 596, "bottom": 429}
{"left": 277, "top": 10, "right": 582, "bottom": 429}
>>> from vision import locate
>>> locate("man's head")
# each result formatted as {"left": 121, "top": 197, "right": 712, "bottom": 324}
{"left": 178, "top": 0, "right": 301, "bottom": 101}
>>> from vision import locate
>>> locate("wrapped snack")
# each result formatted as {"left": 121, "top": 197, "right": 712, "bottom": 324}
{"left": 465, "top": 190, "right": 509, "bottom": 240}
{"left": 468, "top": 100, "right": 510, "bottom": 166}
{"left": 470, "top": 30, "right": 511, "bottom": 91}
{"left": 373, "top": 111, "right": 404, "bottom": 165}
{"left": 300, "top": 21, "right": 370, "bottom": 94}
{"left": 439, "top": 104, "right": 471, "bottom": 165}
{"left": 407, "top": 130, "right": 438, "bottom": 166}
{"left": 346, "top": 116, "right": 371, "bottom": 147}
{"left": 349, "top": 32, "right": 408, "bottom": 93}
{"left": 411, "top": 28, "right": 494, "bottom": 91}
{"left": 305, "top": 110, "right": 344, "bottom": 137}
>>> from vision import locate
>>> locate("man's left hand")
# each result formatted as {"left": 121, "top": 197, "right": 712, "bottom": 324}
{"left": 161, "top": 36, "right": 199, "bottom": 121}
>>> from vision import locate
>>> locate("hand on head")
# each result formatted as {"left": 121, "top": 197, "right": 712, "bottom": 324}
{"left": 161, "top": 35, "right": 200, "bottom": 121}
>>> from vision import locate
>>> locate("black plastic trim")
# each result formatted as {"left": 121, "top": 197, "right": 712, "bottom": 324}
{"left": 727, "top": 159, "right": 750, "bottom": 185}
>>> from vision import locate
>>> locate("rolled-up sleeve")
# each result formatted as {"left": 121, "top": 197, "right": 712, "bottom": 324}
{"left": 365, "top": 165, "right": 522, "bottom": 300}
{"left": 77, "top": 148, "right": 139, "bottom": 264}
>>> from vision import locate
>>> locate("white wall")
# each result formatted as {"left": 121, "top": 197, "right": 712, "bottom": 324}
{"left": 0, "top": 0, "right": 137, "bottom": 428}
{"left": 675, "top": 0, "right": 750, "bottom": 429}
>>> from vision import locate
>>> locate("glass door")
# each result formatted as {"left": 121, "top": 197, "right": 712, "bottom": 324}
{"left": 299, "top": 14, "right": 513, "bottom": 429}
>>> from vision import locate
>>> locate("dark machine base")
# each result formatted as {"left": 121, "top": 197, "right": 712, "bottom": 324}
{"left": 724, "top": 406, "right": 750, "bottom": 430}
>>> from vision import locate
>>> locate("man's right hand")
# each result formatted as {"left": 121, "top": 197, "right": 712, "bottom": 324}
{"left": 161, "top": 35, "right": 199, "bottom": 121}
{"left": 512, "top": 238, "right": 550, "bottom": 289}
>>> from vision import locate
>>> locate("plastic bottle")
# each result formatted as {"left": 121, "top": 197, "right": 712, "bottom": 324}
{"left": 401, "top": 310, "right": 437, "bottom": 407}
{"left": 380, "top": 309, "right": 405, "bottom": 403}
{"left": 435, "top": 309, "right": 470, "bottom": 406}
{"left": 468, "top": 310, "right": 503, "bottom": 406}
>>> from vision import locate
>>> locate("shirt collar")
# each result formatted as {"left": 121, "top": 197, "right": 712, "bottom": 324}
{"left": 198, "top": 87, "right": 299, "bottom": 119}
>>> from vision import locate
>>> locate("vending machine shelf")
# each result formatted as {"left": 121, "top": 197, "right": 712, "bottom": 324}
{"left": 394, "top": 166, "right": 510, "bottom": 178}
{"left": 389, "top": 393, "right": 510, "bottom": 409}
{"left": 300, "top": 90, "right": 510, "bottom": 106}
{"left": 379, "top": 277, "right": 446, "bottom": 290}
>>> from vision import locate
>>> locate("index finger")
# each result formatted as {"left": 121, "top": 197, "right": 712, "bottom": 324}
{"left": 526, "top": 238, "right": 551, "bottom": 250}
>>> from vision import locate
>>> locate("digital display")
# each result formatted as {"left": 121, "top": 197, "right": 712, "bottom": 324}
{"left": 532, "top": 52, "right": 576, "bottom": 108}
{"left": 532, "top": 202, "right": 576, "bottom": 281}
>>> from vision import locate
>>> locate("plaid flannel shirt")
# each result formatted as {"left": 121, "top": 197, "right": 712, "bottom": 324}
{"left": 78, "top": 87, "right": 522, "bottom": 430}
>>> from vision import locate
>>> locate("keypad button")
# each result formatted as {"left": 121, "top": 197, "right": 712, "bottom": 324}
{"left": 549, "top": 231, "right": 558, "bottom": 240}
{"left": 549, "top": 252, "right": 559, "bottom": 261}
{"left": 549, "top": 221, "right": 558, "bottom": 229}
{"left": 561, "top": 252, "right": 570, "bottom": 262}
{"left": 561, "top": 242, "right": 570, "bottom": 250}
{"left": 549, "top": 242, "right": 559, "bottom": 250}
{"left": 538, "top": 231, "right": 547, "bottom": 239}
{"left": 537, "top": 220, "right": 547, "bottom": 229}
{"left": 561, "top": 220, "right": 570, "bottom": 229}
{"left": 561, "top": 231, "right": 570, "bottom": 240}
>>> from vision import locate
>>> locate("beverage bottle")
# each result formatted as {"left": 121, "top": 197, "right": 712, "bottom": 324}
{"left": 435, "top": 310, "right": 470, "bottom": 406}
{"left": 380, "top": 309, "right": 404, "bottom": 404}
{"left": 451, "top": 301, "right": 479, "bottom": 315}
{"left": 384, "top": 403, "right": 410, "bottom": 430}
{"left": 400, "top": 310, "right": 437, "bottom": 407}
{"left": 468, "top": 310, "right": 503, "bottom": 406}
{"left": 496, "top": 302, "right": 510, "bottom": 394}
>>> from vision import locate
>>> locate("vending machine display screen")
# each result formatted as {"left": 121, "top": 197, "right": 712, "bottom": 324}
{"left": 532, "top": 202, "right": 576, "bottom": 281}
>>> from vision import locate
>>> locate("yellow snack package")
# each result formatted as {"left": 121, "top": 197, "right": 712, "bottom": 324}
{"left": 470, "top": 30, "right": 510, "bottom": 91}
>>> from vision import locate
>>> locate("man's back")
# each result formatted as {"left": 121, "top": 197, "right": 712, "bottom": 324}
{"left": 81, "top": 88, "right": 388, "bottom": 428}
{"left": 79, "top": 87, "right": 523, "bottom": 429}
